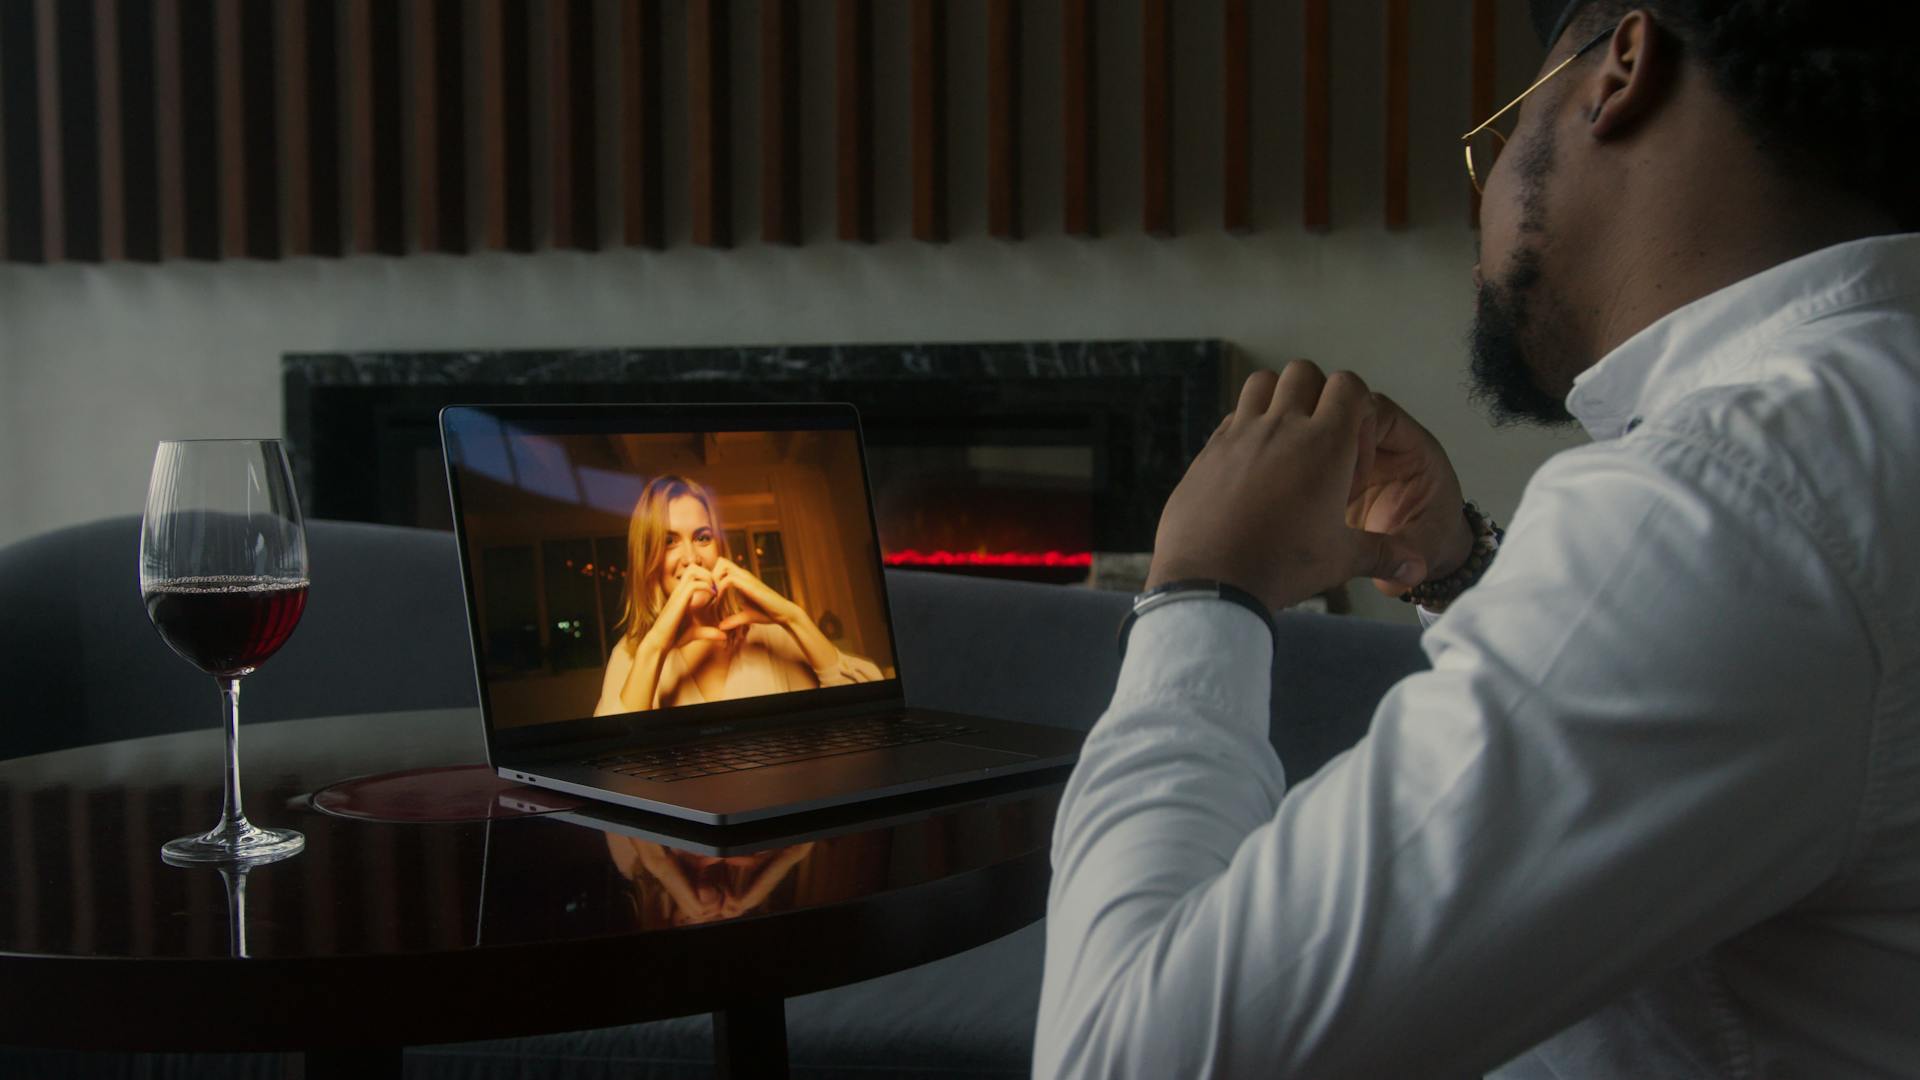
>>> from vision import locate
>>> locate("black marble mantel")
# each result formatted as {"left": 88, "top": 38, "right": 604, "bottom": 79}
{"left": 282, "top": 341, "right": 1231, "bottom": 564}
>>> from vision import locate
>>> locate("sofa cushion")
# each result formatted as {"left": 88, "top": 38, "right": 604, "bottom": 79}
{"left": 885, "top": 568, "right": 1428, "bottom": 783}
{"left": 0, "top": 516, "right": 476, "bottom": 759}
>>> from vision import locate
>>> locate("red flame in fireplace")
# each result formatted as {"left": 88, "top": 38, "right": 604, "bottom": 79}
{"left": 883, "top": 550, "right": 1095, "bottom": 568}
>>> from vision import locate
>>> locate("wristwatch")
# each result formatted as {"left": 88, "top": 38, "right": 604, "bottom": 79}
{"left": 1116, "top": 579, "right": 1278, "bottom": 660}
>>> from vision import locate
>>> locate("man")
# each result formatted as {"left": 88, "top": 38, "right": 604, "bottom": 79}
{"left": 1036, "top": 2, "right": 1920, "bottom": 1076}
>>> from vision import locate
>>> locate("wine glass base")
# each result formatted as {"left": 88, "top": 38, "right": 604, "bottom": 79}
{"left": 162, "top": 823, "right": 305, "bottom": 867}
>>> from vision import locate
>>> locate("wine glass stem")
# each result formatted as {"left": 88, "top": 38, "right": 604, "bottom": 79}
{"left": 216, "top": 675, "right": 252, "bottom": 837}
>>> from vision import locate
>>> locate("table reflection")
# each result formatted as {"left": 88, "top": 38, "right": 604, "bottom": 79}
{"left": 217, "top": 866, "right": 250, "bottom": 957}
{"left": 607, "top": 836, "right": 815, "bottom": 927}
{"left": 1, "top": 726, "right": 1060, "bottom": 960}
{"left": 476, "top": 810, "right": 903, "bottom": 944}
{"left": 0, "top": 712, "right": 1069, "bottom": 1052}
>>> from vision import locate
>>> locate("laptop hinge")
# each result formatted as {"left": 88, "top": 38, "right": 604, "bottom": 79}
{"left": 506, "top": 693, "right": 911, "bottom": 767}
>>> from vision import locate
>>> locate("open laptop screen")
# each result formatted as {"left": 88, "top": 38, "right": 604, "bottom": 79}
{"left": 442, "top": 405, "right": 900, "bottom": 738}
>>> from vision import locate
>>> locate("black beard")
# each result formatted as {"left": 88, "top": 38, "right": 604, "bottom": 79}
{"left": 1466, "top": 99, "right": 1579, "bottom": 429}
{"left": 1468, "top": 249, "right": 1576, "bottom": 428}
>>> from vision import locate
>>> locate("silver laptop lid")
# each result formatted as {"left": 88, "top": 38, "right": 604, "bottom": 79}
{"left": 440, "top": 403, "right": 906, "bottom": 762}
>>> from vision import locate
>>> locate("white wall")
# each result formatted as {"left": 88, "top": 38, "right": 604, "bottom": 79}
{"left": 0, "top": 1, "right": 1586, "bottom": 622}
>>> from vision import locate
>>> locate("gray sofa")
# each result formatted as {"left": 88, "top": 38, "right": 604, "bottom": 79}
{"left": 0, "top": 517, "right": 1428, "bottom": 1078}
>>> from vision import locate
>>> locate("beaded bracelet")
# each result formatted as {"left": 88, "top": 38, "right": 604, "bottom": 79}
{"left": 1397, "top": 501, "right": 1504, "bottom": 612}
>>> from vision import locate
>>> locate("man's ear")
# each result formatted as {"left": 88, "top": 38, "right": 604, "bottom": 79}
{"left": 1583, "top": 11, "right": 1671, "bottom": 141}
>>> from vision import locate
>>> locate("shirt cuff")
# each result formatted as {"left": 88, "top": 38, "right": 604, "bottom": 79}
{"left": 1112, "top": 597, "right": 1274, "bottom": 734}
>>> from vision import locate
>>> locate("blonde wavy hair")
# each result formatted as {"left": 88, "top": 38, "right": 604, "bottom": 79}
{"left": 618, "top": 475, "right": 744, "bottom": 646}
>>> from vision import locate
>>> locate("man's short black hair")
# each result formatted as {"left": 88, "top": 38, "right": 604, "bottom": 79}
{"left": 1564, "top": 1, "right": 1920, "bottom": 231}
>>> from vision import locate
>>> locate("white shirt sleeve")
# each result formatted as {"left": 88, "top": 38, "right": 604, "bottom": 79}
{"left": 1035, "top": 432, "right": 1877, "bottom": 1078}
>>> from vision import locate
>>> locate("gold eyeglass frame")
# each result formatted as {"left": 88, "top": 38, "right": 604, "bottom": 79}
{"left": 1461, "top": 25, "right": 1616, "bottom": 194}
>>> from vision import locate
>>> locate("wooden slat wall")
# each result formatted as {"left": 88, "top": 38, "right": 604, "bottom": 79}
{"left": 482, "top": 0, "right": 533, "bottom": 252}
{"left": 688, "top": 0, "right": 729, "bottom": 248}
{"left": 0, "top": 39, "right": 6, "bottom": 262}
{"left": 36, "top": 0, "right": 64, "bottom": 262}
{"left": 622, "top": 0, "right": 663, "bottom": 249}
{"left": 215, "top": 0, "right": 241, "bottom": 257}
{"left": 281, "top": 0, "right": 310, "bottom": 256}
{"left": 0, "top": 1, "right": 39, "bottom": 260}
{"left": 177, "top": 0, "right": 217, "bottom": 259}
{"left": 1222, "top": 0, "right": 1249, "bottom": 234}
{"left": 1385, "top": 0, "right": 1410, "bottom": 230}
{"left": 217, "top": 0, "right": 279, "bottom": 260}
{"left": 481, "top": 0, "right": 506, "bottom": 249}
{"left": 0, "top": 1, "right": 1515, "bottom": 262}
{"left": 835, "top": 0, "right": 873, "bottom": 243}
{"left": 411, "top": 0, "right": 440, "bottom": 253}
{"left": 56, "top": 0, "right": 101, "bottom": 261}
{"left": 1303, "top": 0, "right": 1331, "bottom": 231}
{"left": 414, "top": 0, "right": 467, "bottom": 254}
{"left": 1141, "top": 0, "right": 1170, "bottom": 237}
{"left": 985, "top": 0, "right": 1020, "bottom": 240}
{"left": 760, "top": 0, "right": 800, "bottom": 245}
{"left": 237, "top": 0, "right": 276, "bottom": 258}
{"left": 552, "top": 0, "right": 599, "bottom": 250}
{"left": 432, "top": 0, "right": 465, "bottom": 252}
{"left": 306, "top": 0, "right": 343, "bottom": 257}
{"left": 1470, "top": 0, "right": 1499, "bottom": 226}
{"left": 351, "top": 0, "right": 403, "bottom": 256}
{"left": 117, "top": 0, "right": 158, "bottom": 261}
{"left": 345, "top": 0, "right": 373, "bottom": 254}
{"left": 153, "top": 0, "right": 183, "bottom": 258}
{"left": 94, "top": 0, "right": 123, "bottom": 260}
{"left": 1061, "top": 0, "right": 1095, "bottom": 237}
{"left": 910, "top": 0, "right": 947, "bottom": 243}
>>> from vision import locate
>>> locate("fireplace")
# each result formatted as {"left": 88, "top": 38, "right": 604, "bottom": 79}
{"left": 283, "top": 342, "right": 1229, "bottom": 585}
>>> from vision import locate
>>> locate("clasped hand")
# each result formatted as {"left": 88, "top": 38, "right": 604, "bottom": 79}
{"left": 1146, "top": 361, "right": 1471, "bottom": 612}
{"left": 657, "top": 558, "right": 795, "bottom": 650}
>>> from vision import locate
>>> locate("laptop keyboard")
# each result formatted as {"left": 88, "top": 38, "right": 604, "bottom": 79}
{"left": 586, "top": 715, "right": 981, "bottom": 783}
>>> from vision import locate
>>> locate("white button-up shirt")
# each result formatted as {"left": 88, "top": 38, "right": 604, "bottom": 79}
{"left": 1036, "top": 234, "right": 1920, "bottom": 1078}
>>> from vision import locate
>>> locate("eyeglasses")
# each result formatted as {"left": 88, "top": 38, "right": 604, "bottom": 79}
{"left": 1462, "top": 25, "right": 1616, "bottom": 194}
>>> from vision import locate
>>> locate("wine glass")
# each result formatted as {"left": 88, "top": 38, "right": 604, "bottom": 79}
{"left": 141, "top": 439, "right": 310, "bottom": 865}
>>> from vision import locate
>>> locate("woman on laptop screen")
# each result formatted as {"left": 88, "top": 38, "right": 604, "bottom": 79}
{"left": 594, "top": 475, "right": 882, "bottom": 716}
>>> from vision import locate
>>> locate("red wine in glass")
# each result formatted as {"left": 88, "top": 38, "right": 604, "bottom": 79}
{"left": 142, "top": 440, "right": 310, "bottom": 866}
{"left": 144, "top": 577, "right": 309, "bottom": 676}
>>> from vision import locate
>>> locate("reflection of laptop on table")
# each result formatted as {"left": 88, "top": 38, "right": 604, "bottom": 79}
{"left": 499, "top": 767, "right": 1070, "bottom": 857}
{"left": 441, "top": 402, "right": 1082, "bottom": 825}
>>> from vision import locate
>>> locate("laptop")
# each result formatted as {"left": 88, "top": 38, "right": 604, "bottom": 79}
{"left": 440, "top": 402, "right": 1083, "bottom": 825}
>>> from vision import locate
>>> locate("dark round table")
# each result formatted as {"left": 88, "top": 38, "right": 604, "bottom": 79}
{"left": 0, "top": 709, "right": 1064, "bottom": 1079}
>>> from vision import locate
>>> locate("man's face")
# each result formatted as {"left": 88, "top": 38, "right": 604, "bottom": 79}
{"left": 1467, "top": 45, "right": 1589, "bottom": 428}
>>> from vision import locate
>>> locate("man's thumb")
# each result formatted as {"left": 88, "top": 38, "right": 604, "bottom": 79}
{"left": 1353, "top": 529, "right": 1425, "bottom": 589}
